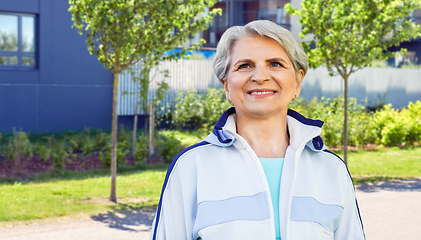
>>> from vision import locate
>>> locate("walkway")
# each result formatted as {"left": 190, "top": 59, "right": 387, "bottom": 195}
{"left": 1, "top": 178, "right": 421, "bottom": 240}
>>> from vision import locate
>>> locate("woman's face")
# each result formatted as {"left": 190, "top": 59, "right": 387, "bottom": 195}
{"left": 224, "top": 36, "right": 304, "bottom": 120}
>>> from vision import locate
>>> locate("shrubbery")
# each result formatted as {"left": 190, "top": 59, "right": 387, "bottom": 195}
{"left": 0, "top": 127, "right": 181, "bottom": 168}
{"left": 289, "top": 96, "right": 375, "bottom": 148}
{"left": 162, "top": 88, "right": 233, "bottom": 137}
{"left": 168, "top": 88, "right": 233, "bottom": 133}
{"left": 1, "top": 89, "right": 419, "bottom": 165}
{"left": 165, "top": 88, "right": 421, "bottom": 148}
{"left": 156, "top": 133, "right": 182, "bottom": 163}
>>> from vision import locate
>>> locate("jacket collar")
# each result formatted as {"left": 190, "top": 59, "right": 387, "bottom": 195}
{"left": 204, "top": 107, "right": 326, "bottom": 151}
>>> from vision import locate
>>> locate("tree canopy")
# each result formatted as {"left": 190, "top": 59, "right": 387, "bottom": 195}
{"left": 69, "top": 0, "right": 220, "bottom": 202}
{"left": 286, "top": 0, "right": 421, "bottom": 75}
{"left": 286, "top": 0, "right": 421, "bottom": 164}
{"left": 70, "top": 0, "right": 221, "bottom": 73}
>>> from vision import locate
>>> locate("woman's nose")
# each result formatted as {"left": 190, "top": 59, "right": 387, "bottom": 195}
{"left": 251, "top": 65, "right": 270, "bottom": 84}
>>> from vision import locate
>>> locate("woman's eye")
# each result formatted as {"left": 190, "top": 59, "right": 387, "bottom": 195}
{"left": 270, "top": 62, "right": 282, "bottom": 67}
{"left": 238, "top": 63, "right": 250, "bottom": 69}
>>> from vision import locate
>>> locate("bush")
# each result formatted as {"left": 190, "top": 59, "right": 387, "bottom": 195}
{"left": 405, "top": 101, "right": 421, "bottom": 145}
{"left": 172, "top": 89, "right": 206, "bottom": 130}
{"left": 370, "top": 105, "right": 404, "bottom": 146}
{"left": 2, "top": 129, "right": 34, "bottom": 173}
{"left": 170, "top": 88, "right": 233, "bottom": 133}
{"left": 156, "top": 133, "right": 182, "bottom": 163}
{"left": 68, "top": 128, "right": 95, "bottom": 154}
{"left": 98, "top": 141, "right": 129, "bottom": 167}
{"left": 290, "top": 96, "right": 375, "bottom": 148}
{"left": 117, "top": 124, "right": 132, "bottom": 150}
{"left": 94, "top": 130, "right": 109, "bottom": 151}
{"left": 134, "top": 136, "right": 148, "bottom": 163}
{"left": 34, "top": 143, "right": 51, "bottom": 162}
{"left": 201, "top": 88, "right": 233, "bottom": 132}
{"left": 49, "top": 136, "right": 67, "bottom": 174}
{"left": 11, "top": 129, "right": 33, "bottom": 159}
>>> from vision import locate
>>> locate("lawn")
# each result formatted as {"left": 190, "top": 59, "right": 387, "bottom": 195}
{"left": 1, "top": 131, "right": 420, "bottom": 224}
{"left": 0, "top": 164, "right": 168, "bottom": 224}
{"left": 346, "top": 147, "right": 421, "bottom": 185}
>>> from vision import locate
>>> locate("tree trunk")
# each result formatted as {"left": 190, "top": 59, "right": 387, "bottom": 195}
{"left": 110, "top": 72, "right": 119, "bottom": 203}
{"left": 144, "top": 109, "right": 148, "bottom": 136}
{"left": 343, "top": 74, "right": 348, "bottom": 166}
{"left": 132, "top": 102, "right": 139, "bottom": 156}
{"left": 149, "top": 102, "right": 155, "bottom": 157}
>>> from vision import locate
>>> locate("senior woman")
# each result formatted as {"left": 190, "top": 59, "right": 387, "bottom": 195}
{"left": 150, "top": 20, "right": 365, "bottom": 240}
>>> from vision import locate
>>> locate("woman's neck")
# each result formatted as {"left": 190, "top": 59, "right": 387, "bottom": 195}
{"left": 236, "top": 111, "right": 289, "bottom": 158}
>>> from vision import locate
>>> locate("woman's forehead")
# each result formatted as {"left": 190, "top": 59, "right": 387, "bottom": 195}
{"left": 230, "top": 36, "right": 291, "bottom": 63}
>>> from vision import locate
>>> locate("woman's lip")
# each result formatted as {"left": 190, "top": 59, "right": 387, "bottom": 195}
{"left": 247, "top": 89, "right": 277, "bottom": 95}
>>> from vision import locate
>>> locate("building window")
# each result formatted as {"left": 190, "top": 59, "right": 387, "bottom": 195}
{"left": 235, "top": 0, "right": 290, "bottom": 28}
{"left": 411, "top": 10, "right": 421, "bottom": 26}
{"left": 0, "top": 12, "right": 36, "bottom": 69}
{"left": 203, "top": 0, "right": 291, "bottom": 47}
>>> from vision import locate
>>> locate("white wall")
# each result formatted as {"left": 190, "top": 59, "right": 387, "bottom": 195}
{"left": 302, "top": 67, "right": 421, "bottom": 109}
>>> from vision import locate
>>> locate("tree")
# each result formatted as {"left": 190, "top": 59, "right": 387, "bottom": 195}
{"left": 69, "top": 0, "right": 220, "bottom": 202}
{"left": 286, "top": 0, "right": 421, "bottom": 165}
{"left": 125, "top": 64, "right": 169, "bottom": 158}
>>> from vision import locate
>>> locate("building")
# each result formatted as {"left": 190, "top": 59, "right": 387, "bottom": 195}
{"left": 198, "top": 0, "right": 421, "bottom": 65}
{"left": 202, "top": 0, "right": 295, "bottom": 47}
{"left": 0, "top": 0, "right": 113, "bottom": 133}
{"left": 390, "top": 10, "right": 421, "bottom": 65}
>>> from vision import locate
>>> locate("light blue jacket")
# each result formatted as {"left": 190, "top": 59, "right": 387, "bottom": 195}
{"left": 151, "top": 108, "right": 365, "bottom": 240}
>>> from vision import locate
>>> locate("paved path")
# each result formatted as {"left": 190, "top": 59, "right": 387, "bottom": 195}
{"left": 0, "top": 211, "right": 155, "bottom": 240}
{"left": 1, "top": 178, "right": 421, "bottom": 240}
{"left": 355, "top": 178, "right": 421, "bottom": 240}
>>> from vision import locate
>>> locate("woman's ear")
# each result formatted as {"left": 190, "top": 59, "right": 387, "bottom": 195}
{"left": 297, "top": 69, "right": 305, "bottom": 84}
{"left": 223, "top": 80, "right": 230, "bottom": 100}
{"left": 295, "top": 69, "right": 305, "bottom": 96}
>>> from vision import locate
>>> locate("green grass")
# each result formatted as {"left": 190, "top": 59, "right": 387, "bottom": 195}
{"left": 0, "top": 164, "right": 168, "bottom": 223}
{"left": 345, "top": 147, "right": 421, "bottom": 185}
{"left": 159, "top": 129, "right": 202, "bottom": 147}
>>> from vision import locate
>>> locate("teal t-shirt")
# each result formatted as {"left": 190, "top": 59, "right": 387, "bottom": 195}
{"left": 259, "top": 157, "right": 285, "bottom": 240}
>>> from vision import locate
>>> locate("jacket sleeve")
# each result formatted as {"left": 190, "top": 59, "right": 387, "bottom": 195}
{"left": 334, "top": 167, "right": 365, "bottom": 240}
{"left": 150, "top": 158, "right": 198, "bottom": 240}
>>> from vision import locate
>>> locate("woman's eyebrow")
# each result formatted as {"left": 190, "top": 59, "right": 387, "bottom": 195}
{"left": 233, "top": 59, "right": 253, "bottom": 66}
{"left": 266, "top": 57, "right": 289, "bottom": 65}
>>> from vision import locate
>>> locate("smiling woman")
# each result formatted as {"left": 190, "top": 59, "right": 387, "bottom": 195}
{"left": 150, "top": 20, "right": 365, "bottom": 240}
{"left": 224, "top": 36, "right": 303, "bottom": 158}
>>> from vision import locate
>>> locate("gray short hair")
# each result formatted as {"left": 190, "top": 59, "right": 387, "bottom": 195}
{"left": 213, "top": 20, "right": 309, "bottom": 83}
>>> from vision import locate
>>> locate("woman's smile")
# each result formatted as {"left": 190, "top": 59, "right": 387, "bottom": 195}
{"left": 247, "top": 88, "right": 277, "bottom": 97}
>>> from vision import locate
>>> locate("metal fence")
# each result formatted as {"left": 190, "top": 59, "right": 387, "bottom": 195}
{"left": 301, "top": 67, "right": 421, "bottom": 109}
{"left": 118, "top": 59, "right": 421, "bottom": 116}
{"left": 118, "top": 59, "right": 220, "bottom": 116}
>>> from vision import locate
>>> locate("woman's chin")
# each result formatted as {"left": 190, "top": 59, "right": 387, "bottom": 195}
{"left": 239, "top": 105, "right": 288, "bottom": 119}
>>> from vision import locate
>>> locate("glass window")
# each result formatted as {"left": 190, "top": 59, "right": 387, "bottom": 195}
{"left": 411, "top": 10, "right": 421, "bottom": 26}
{"left": 0, "top": 56, "right": 18, "bottom": 65}
{"left": 22, "top": 16, "right": 35, "bottom": 52}
{"left": 203, "top": 0, "right": 292, "bottom": 47}
{"left": 205, "top": 2, "right": 231, "bottom": 45}
{"left": 0, "top": 14, "right": 18, "bottom": 51}
{"left": 234, "top": 0, "right": 290, "bottom": 28}
{"left": 0, "top": 12, "right": 36, "bottom": 69}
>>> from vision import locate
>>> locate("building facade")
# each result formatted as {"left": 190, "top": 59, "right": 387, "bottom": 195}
{"left": 199, "top": 0, "right": 421, "bottom": 65}
{"left": 0, "top": 0, "right": 113, "bottom": 133}
{"left": 202, "top": 0, "right": 294, "bottom": 47}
